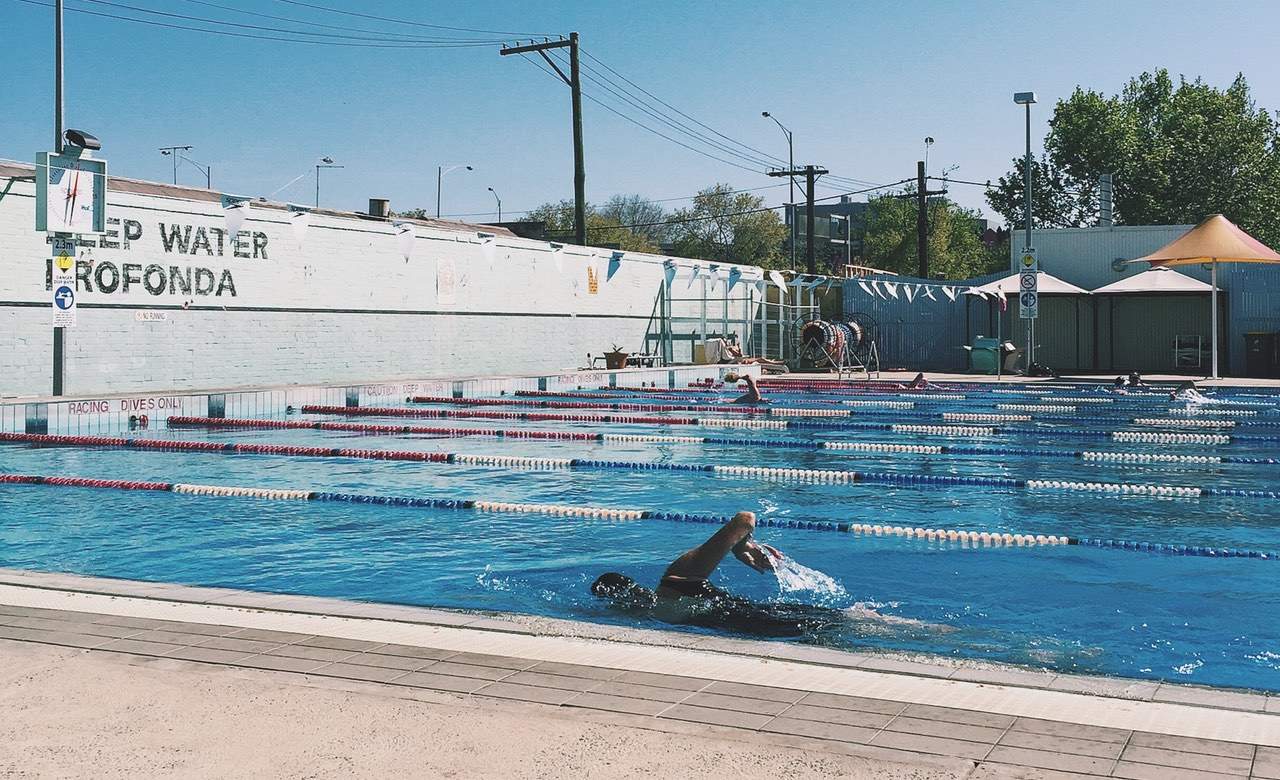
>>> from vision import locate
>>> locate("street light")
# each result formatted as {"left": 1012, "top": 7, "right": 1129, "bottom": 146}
{"left": 315, "top": 156, "right": 343, "bottom": 208}
{"left": 1014, "top": 91, "right": 1037, "bottom": 366}
{"left": 487, "top": 186, "right": 502, "bottom": 222}
{"left": 923, "top": 136, "right": 934, "bottom": 177}
{"left": 762, "top": 111, "right": 796, "bottom": 269}
{"left": 179, "top": 153, "right": 211, "bottom": 188}
{"left": 436, "top": 164, "right": 473, "bottom": 218}
{"left": 159, "top": 145, "right": 193, "bottom": 184}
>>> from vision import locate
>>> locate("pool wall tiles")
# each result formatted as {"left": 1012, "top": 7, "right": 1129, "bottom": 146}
{"left": 0, "top": 162, "right": 764, "bottom": 398}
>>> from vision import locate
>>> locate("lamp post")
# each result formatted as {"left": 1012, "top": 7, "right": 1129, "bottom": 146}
{"left": 436, "top": 164, "right": 473, "bottom": 218}
{"left": 159, "top": 145, "right": 193, "bottom": 184}
{"left": 762, "top": 111, "right": 795, "bottom": 269}
{"left": 179, "top": 153, "right": 211, "bottom": 188}
{"left": 1014, "top": 91, "right": 1037, "bottom": 367}
{"left": 487, "top": 186, "right": 502, "bottom": 222}
{"left": 315, "top": 156, "right": 343, "bottom": 208}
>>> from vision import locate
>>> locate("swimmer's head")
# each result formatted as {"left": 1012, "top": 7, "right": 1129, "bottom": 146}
{"left": 591, "top": 572, "right": 655, "bottom": 608}
{"left": 722, "top": 372, "right": 740, "bottom": 383}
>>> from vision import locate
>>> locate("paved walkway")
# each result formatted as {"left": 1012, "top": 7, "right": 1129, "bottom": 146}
{"left": 0, "top": 573, "right": 1276, "bottom": 778}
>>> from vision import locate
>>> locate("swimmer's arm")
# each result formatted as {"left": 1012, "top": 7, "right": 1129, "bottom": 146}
{"left": 663, "top": 511, "right": 759, "bottom": 580}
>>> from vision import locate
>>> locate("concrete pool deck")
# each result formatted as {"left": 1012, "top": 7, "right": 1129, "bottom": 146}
{"left": 0, "top": 569, "right": 1276, "bottom": 778}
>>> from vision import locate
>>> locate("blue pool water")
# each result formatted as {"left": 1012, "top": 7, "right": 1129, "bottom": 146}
{"left": 1, "top": 381, "right": 1279, "bottom": 691}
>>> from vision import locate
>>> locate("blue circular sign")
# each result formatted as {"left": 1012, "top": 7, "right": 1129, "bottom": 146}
{"left": 1020, "top": 291, "right": 1037, "bottom": 308}
{"left": 54, "top": 285, "right": 75, "bottom": 310}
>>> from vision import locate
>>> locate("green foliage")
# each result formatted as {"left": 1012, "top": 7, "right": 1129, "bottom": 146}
{"left": 862, "top": 192, "right": 1003, "bottom": 279}
{"left": 667, "top": 184, "right": 789, "bottom": 269}
{"left": 986, "top": 70, "right": 1280, "bottom": 246}
{"left": 597, "top": 194, "right": 670, "bottom": 246}
{"left": 526, "top": 199, "right": 658, "bottom": 253}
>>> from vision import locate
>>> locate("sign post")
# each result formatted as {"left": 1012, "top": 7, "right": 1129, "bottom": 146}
{"left": 1018, "top": 247, "right": 1038, "bottom": 368}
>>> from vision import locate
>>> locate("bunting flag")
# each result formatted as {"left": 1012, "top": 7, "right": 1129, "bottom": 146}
{"left": 481, "top": 238, "right": 497, "bottom": 268}
{"left": 663, "top": 260, "right": 677, "bottom": 288}
{"left": 727, "top": 267, "right": 743, "bottom": 292}
{"left": 964, "top": 286, "right": 985, "bottom": 300}
{"left": 223, "top": 199, "right": 250, "bottom": 236}
{"left": 607, "top": 252, "right": 624, "bottom": 282}
{"left": 686, "top": 263, "right": 703, "bottom": 290}
{"left": 942, "top": 286, "right": 958, "bottom": 302}
{"left": 396, "top": 223, "right": 416, "bottom": 260}
{"left": 999, "top": 293, "right": 1008, "bottom": 312}
{"left": 922, "top": 285, "right": 937, "bottom": 301}
{"left": 754, "top": 278, "right": 767, "bottom": 296}
{"left": 883, "top": 281, "right": 900, "bottom": 299}
{"left": 287, "top": 207, "right": 309, "bottom": 245}
{"left": 768, "top": 270, "right": 788, "bottom": 296}
{"left": 903, "top": 284, "right": 917, "bottom": 303}
{"left": 857, "top": 280, "right": 874, "bottom": 297}
{"left": 552, "top": 244, "right": 565, "bottom": 274}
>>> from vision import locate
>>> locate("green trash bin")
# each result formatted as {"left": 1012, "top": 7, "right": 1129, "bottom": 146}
{"left": 969, "top": 336, "right": 1001, "bottom": 374}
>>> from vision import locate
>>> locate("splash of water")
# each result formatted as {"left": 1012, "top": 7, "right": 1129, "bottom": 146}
{"left": 772, "top": 554, "right": 846, "bottom": 597}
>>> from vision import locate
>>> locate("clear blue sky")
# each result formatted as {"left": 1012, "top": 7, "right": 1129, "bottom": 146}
{"left": 3, "top": 0, "right": 1278, "bottom": 224}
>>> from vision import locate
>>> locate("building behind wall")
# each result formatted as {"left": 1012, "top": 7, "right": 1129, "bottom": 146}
{"left": 1013, "top": 224, "right": 1280, "bottom": 376}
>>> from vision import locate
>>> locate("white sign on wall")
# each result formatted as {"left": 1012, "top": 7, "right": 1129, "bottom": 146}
{"left": 52, "top": 267, "right": 76, "bottom": 327}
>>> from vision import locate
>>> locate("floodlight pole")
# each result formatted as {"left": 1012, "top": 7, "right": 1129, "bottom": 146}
{"left": 52, "top": 0, "right": 65, "bottom": 396}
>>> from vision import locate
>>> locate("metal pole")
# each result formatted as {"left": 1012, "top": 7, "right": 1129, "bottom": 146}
{"left": 1211, "top": 261, "right": 1219, "bottom": 380}
{"left": 1024, "top": 101, "right": 1034, "bottom": 367}
{"left": 315, "top": 165, "right": 320, "bottom": 208}
{"left": 436, "top": 166, "right": 442, "bottom": 218}
{"left": 52, "top": 0, "right": 65, "bottom": 397}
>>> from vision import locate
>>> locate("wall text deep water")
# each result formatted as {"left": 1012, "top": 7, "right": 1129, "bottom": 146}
{"left": 44, "top": 218, "right": 269, "bottom": 298}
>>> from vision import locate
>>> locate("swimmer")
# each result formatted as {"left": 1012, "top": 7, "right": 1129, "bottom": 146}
{"left": 591, "top": 511, "right": 845, "bottom": 637}
{"left": 1127, "top": 370, "right": 1147, "bottom": 388}
{"left": 722, "top": 372, "right": 764, "bottom": 404}
{"left": 1170, "top": 380, "right": 1207, "bottom": 403}
{"left": 903, "top": 372, "right": 931, "bottom": 391}
{"left": 1109, "top": 376, "right": 1129, "bottom": 395}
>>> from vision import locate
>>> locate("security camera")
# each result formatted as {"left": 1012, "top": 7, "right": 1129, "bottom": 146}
{"left": 64, "top": 129, "right": 102, "bottom": 151}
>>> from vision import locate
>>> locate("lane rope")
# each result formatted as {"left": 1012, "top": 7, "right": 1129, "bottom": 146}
{"left": 1, "top": 471, "right": 1274, "bottom": 559}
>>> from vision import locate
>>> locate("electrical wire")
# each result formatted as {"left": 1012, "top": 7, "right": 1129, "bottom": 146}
{"left": 274, "top": 0, "right": 548, "bottom": 37}
{"left": 12, "top": 0, "right": 501, "bottom": 47}
{"left": 177, "top": 0, "right": 506, "bottom": 42}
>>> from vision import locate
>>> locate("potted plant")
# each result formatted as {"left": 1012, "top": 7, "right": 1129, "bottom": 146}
{"left": 604, "top": 344, "right": 629, "bottom": 370}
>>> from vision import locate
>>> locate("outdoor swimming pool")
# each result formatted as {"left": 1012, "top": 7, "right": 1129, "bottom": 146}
{"left": 1, "top": 379, "right": 1279, "bottom": 691}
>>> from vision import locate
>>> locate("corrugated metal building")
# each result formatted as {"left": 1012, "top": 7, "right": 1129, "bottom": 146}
{"left": 1013, "top": 225, "right": 1280, "bottom": 376}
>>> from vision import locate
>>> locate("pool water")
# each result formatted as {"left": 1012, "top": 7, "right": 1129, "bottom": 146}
{"left": 1, "top": 381, "right": 1279, "bottom": 691}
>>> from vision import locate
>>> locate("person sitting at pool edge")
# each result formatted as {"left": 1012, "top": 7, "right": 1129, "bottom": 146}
{"left": 722, "top": 372, "right": 763, "bottom": 404}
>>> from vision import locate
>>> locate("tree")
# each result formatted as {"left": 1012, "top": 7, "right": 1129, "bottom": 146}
{"left": 986, "top": 155, "right": 1099, "bottom": 230}
{"left": 526, "top": 200, "right": 658, "bottom": 252}
{"left": 863, "top": 191, "right": 1004, "bottom": 279}
{"left": 667, "top": 184, "right": 788, "bottom": 269}
{"left": 598, "top": 194, "right": 670, "bottom": 246}
{"left": 986, "top": 70, "right": 1280, "bottom": 245}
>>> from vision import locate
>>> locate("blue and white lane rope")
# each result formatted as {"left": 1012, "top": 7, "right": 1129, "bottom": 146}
{"left": 2, "top": 473, "right": 1274, "bottom": 559}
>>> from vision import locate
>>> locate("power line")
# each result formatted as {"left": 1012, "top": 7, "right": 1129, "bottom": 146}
{"left": 580, "top": 50, "right": 786, "bottom": 167}
{"left": 73, "top": 0, "right": 509, "bottom": 43}
{"left": 176, "top": 0, "right": 504, "bottom": 42}
{"left": 13, "top": 0, "right": 501, "bottom": 47}
{"left": 274, "top": 0, "right": 548, "bottom": 37}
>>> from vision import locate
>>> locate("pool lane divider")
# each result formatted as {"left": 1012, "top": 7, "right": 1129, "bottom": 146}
{"left": 7, "top": 431, "right": 1280, "bottom": 501}
{"left": 299, "top": 405, "right": 1280, "bottom": 445}
{"left": 164, "top": 418, "right": 1280, "bottom": 465}
{"left": 407, "top": 395, "right": 1270, "bottom": 430}
{"left": 1, "top": 472, "right": 1274, "bottom": 560}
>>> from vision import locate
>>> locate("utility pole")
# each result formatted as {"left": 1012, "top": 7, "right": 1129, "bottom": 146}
{"left": 895, "top": 163, "right": 946, "bottom": 278}
{"left": 917, "top": 160, "right": 928, "bottom": 278}
{"left": 769, "top": 164, "right": 828, "bottom": 274}
{"left": 501, "top": 34, "right": 586, "bottom": 246}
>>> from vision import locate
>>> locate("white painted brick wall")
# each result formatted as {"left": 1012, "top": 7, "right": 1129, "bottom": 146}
{"left": 0, "top": 168, "right": 761, "bottom": 396}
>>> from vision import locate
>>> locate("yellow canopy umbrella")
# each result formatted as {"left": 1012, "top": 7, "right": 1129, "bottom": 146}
{"left": 1133, "top": 214, "right": 1280, "bottom": 379}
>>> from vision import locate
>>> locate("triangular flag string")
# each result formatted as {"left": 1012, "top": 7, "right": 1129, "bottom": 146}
{"left": 922, "top": 285, "right": 937, "bottom": 301}
{"left": 943, "top": 286, "right": 958, "bottom": 302}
